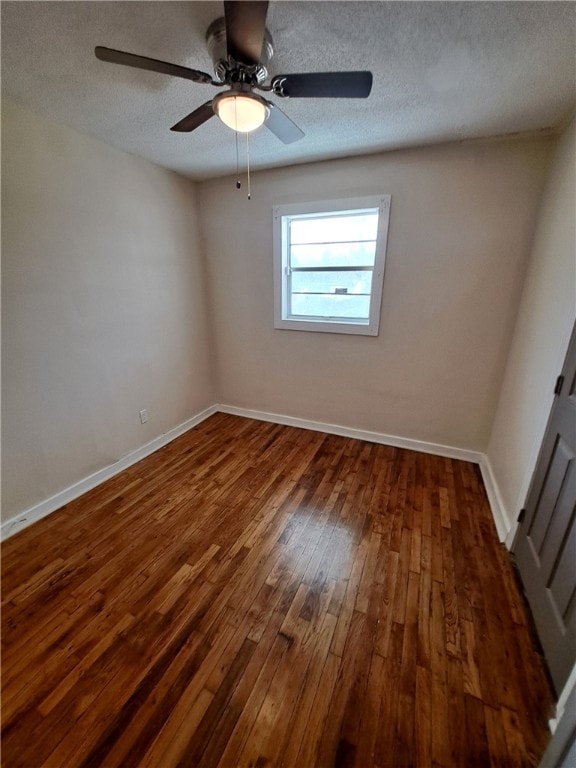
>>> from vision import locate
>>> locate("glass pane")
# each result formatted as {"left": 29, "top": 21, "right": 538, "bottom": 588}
{"left": 290, "top": 293, "right": 371, "bottom": 320}
{"left": 290, "top": 241, "right": 376, "bottom": 269}
{"left": 290, "top": 212, "right": 378, "bottom": 245}
{"left": 291, "top": 270, "right": 372, "bottom": 296}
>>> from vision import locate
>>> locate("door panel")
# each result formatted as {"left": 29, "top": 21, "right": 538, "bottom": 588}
{"left": 529, "top": 436, "right": 572, "bottom": 553}
{"left": 539, "top": 461, "right": 575, "bottom": 576}
{"left": 514, "top": 325, "right": 576, "bottom": 695}
{"left": 549, "top": 514, "right": 575, "bottom": 617}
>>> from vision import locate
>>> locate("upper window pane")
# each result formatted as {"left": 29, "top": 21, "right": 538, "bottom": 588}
{"left": 289, "top": 213, "right": 378, "bottom": 245}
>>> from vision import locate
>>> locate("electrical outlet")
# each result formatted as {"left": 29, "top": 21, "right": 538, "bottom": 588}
{"left": 139, "top": 409, "right": 148, "bottom": 424}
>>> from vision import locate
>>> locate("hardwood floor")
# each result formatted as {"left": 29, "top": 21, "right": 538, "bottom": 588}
{"left": 2, "top": 413, "right": 553, "bottom": 767}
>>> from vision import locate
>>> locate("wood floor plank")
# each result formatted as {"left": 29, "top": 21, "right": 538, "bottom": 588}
{"left": 430, "top": 578, "right": 452, "bottom": 768}
{"left": 274, "top": 611, "right": 338, "bottom": 767}
{"left": 196, "top": 608, "right": 288, "bottom": 768}
{"left": 415, "top": 664, "right": 433, "bottom": 768}
{"left": 484, "top": 703, "right": 512, "bottom": 768}
{"left": 1, "top": 413, "right": 553, "bottom": 767}
{"left": 374, "top": 620, "right": 405, "bottom": 768}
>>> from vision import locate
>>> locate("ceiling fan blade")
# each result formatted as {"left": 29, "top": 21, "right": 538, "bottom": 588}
{"left": 170, "top": 101, "right": 215, "bottom": 132}
{"left": 271, "top": 71, "right": 373, "bottom": 98}
{"left": 95, "top": 47, "right": 216, "bottom": 85}
{"left": 264, "top": 102, "right": 304, "bottom": 145}
{"left": 224, "top": 1, "right": 268, "bottom": 66}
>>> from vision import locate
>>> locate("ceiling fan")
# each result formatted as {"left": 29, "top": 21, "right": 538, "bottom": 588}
{"left": 95, "top": 0, "right": 373, "bottom": 145}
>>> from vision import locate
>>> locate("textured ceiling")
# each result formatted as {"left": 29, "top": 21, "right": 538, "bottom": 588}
{"left": 2, "top": 1, "right": 575, "bottom": 180}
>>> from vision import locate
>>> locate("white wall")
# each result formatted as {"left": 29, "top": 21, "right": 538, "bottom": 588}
{"left": 486, "top": 117, "right": 576, "bottom": 538}
{"left": 2, "top": 99, "right": 566, "bottom": 534}
{"left": 1, "top": 98, "right": 214, "bottom": 522}
{"left": 483, "top": 120, "right": 576, "bottom": 733}
{"left": 199, "top": 138, "right": 553, "bottom": 451}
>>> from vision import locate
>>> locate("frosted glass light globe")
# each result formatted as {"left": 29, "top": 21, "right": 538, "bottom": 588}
{"left": 214, "top": 93, "right": 269, "bottom": 133}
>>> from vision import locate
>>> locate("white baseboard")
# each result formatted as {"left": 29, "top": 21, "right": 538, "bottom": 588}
{"left": 478, "top": 456, "right": 513, "bottom": 543}
{"left": 1, "top": 405, "right": 217, "bottom": 541}
{"left": 2, "top": 403, "right": 510, "bottom": 547}
{"left": 218, "top": 404, "right": 484, "bottom": 463}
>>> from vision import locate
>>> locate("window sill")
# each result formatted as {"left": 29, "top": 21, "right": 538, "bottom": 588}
{"left": 274, "top": 317, "right": 379, "bottom": 336}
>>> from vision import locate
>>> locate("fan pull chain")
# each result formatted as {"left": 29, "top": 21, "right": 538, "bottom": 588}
{"left": 246, "top": 131, "right": 251, "bottom": 200}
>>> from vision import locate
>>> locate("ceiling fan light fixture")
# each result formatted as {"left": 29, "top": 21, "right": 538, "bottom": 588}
{"left": 214, "top": 92, "right": 269, "bottom": 133}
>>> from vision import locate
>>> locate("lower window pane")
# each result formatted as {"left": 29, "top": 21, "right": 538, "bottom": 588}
{"left": 290, "top": 294, "right": 371, "bottom": 319}
{"left": 291, "top": 270, "right": 372, "bottom": 295}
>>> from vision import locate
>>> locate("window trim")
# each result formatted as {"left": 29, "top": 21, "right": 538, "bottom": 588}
{"left": 273, "top": 195, "right": 391, "bottom": 336}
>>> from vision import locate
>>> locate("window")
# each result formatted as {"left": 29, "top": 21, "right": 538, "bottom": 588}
{"left": 273, "top": 195, "right": 390, "bottom": 336}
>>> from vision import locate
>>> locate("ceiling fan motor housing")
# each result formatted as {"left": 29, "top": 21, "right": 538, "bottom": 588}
{"left": 206, "top": 16, "right": 274, "bottom": 84}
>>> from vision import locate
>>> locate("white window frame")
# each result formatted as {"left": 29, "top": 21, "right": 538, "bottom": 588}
{"left": 273, "top": 195, "right": 391, "bottom": 336}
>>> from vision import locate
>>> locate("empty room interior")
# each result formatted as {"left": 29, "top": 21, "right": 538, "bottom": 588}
{"left": 1, "top": 1, "right": 575, "bottom": 766}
